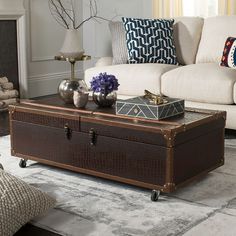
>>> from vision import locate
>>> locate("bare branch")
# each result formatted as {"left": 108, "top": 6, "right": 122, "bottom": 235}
{"left": 92, "top": 0, "right": 98, "bottom": 16}
{"left": 48, "top": 0, "right": 110, "bottom": 30}
{"left": 49, "top": 0, "right": 69, "bottom": 29}
{"left": 51, "top": 11, "right": 68, "bottom": 29}
{"left": 93, "top": 16, "right": 110, "bottom": 23}
{"left": 71, "top": 0, "right": 76, "bottom": 29}
{"left": 75, "top": 16, "right": 94, "bottom": 29}
{"left": 57, "top": 0, "right": 75, "bottom": 26}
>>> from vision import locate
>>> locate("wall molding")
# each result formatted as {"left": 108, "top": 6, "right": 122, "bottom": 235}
{"left": 29, "top": 0, "right": 65, "bottom": 62}
{"left": 28, "top": 69, "right": 84, "bottom": 98}
{"left": 31, "top": 56, "right": 54, "bottom": 62}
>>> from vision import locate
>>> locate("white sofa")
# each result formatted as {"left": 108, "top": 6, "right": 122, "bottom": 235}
{"left": 85, "top": 16, "right": 236, "bottom": 130}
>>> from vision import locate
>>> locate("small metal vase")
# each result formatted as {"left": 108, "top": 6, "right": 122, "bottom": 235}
{"left": 73, "top": 91, "right": 89, "bottom": 108}
{"left": 58, "top": 79, "right": 87, "bottom": 104}
{"left": 92, "top": 91, "right": 117, "bottom": 108}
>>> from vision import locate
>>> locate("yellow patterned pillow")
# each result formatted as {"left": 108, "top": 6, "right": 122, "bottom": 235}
{"left": 0, "top": 169, "right": 55, "bottom": 236}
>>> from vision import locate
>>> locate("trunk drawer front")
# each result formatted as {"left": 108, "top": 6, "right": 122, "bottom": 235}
{"left": 12, "top": 109, "right": 168, "bottom": 147}
{"left": 80, "top": 120, "right": 167, "bottom": 146}
{"left": 12, "top": 121, "right": 168, "bottom": 186}
{"left": 12, "top": 110, "right": 80, "bottom": 132}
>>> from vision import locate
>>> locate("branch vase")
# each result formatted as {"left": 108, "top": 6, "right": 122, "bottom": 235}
{"left": 60, "top": 29, "right": 84, "bottom": 59}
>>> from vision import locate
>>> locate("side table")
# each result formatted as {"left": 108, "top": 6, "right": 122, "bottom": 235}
{"left": 55, "top": 55, "right": 91, "bottom": 104}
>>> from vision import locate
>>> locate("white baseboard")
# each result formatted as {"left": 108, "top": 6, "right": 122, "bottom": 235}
{"left": 28, "top": 70, "right": 84, "bottom": 98}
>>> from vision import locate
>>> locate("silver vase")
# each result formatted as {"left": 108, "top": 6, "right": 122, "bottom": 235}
{"left": 92, "top": 91, "right": 117, "bottom": 107}
{"left": 58, "top": 79, "right": 87, "bottom": 104}
{"left": 73, "top": 91, "right": 89, "bottom": 108}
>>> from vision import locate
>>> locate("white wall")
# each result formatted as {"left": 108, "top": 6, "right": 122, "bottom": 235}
{"left": 24, "top": 0, "right": 84, "bottom": 98}
{"left": 83, "top": 0, "right": 153, "bottom": 69}
{"left": 24, "top": 0, "right": 152, "bottom": 97}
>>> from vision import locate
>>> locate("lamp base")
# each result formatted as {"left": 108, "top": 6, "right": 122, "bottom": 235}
{"left": 58, "top": 79, "right": 87, "bottom": 104}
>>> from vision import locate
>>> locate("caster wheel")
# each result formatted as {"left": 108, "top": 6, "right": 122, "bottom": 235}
{"left": 19, "top": 159, "right": 27, "bottom": 168}
{"left": 0, "top": 163, "right": 3, "bottom": 170}
{"left": 151, "top": 190, "right": 161, "bottom": 201}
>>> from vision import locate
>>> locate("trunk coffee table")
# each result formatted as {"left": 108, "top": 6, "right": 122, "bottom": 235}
{"left": 9, "top": 96, "right": 226, "bottom": 201}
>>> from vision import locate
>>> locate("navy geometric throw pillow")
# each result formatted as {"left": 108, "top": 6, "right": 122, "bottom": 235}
{"left": 122, "top": 17, "right": 178, "bottom": 65}
{"left": 220, "top": 37, "right": 236, "bottom": 69}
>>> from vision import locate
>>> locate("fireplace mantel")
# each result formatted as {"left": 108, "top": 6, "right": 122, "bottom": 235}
{"left": 0, "top": 0, "right": 27, "bottom": 98}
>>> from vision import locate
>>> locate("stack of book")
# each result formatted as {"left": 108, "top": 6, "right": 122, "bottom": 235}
{"left": 0, "top": 77, "right": 19, "bottom": 112}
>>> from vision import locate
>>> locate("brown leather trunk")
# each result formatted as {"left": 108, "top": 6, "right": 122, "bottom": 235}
{"left": 9, "top": 97, "right": 226, "bottom": 193}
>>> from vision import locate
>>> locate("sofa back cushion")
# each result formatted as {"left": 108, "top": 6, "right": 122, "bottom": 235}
{"left": 109, "top": 21, "right": 128, "bottom": 65}
{"left": 196, "top": 16, "right": 236, "bottom": 63}
{"left": 173, "top": 17, "right": 204, "bottom": 65}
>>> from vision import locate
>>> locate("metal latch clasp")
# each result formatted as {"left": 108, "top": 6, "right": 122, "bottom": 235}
{"left": 64, "top": 123, "right": 72, "bottom": 140}
{"left": 89, "top": 128, "right": 96, "bottom": 146}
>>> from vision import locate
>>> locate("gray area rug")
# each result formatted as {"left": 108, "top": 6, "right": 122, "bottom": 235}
{"left": 0, "top": 136, "right": 236, "bottom": 236}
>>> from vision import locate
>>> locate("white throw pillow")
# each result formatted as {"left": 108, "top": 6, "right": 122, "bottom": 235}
{"left": 109, "top": 21, "right": 128, "bottom": 65}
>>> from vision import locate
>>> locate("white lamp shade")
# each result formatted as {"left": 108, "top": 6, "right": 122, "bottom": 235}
{"left": 60, "top": 29, "right": 84, "bottom": 58}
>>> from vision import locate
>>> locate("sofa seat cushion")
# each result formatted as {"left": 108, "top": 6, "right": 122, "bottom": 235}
{"left": 161, "top": 63, "right": 236, "bottom": 105}
{"left": 85, "top": 64, "right": 179, "bottom": 96}
{"left": 185, "top": 101, "right": 236, "bottom": 130}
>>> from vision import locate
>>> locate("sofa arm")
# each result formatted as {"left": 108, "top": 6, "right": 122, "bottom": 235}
{"left": 95, "top": 57, "right": 113, "bottom": 67}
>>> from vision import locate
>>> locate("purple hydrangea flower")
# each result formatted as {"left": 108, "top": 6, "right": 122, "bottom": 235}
{"left": 90, "top": 72, "right": 120, "bottom": 95}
